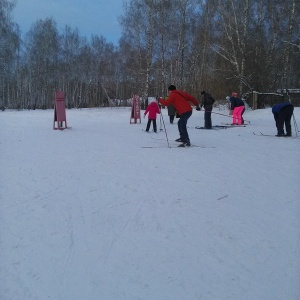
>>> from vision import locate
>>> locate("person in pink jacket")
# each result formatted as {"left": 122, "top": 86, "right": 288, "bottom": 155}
{"left": 144, "top": 99, "right": 161, "bottom": 132}
{"left": 230, "top": 92, "right": 245, "bottom": 125}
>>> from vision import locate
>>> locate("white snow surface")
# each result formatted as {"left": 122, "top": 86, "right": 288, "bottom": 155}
{"left": 1, "top": 107, "right": 300, "bottom": 300}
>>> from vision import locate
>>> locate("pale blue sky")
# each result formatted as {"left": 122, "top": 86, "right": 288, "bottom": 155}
{"left": 13, "top": 0, "right": 125, "bottom": 45}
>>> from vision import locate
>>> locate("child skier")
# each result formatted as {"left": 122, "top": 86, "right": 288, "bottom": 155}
{"left": 144, "top": 99, "right": 161, "bottom": 133}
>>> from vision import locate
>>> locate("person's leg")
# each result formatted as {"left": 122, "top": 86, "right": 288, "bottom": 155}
{"left": 237, "top": 106, "right": 244, "bottom": 125}
{"left": 205, "top": 110, "right": 212, "bottom": 128}
{"left": 153, "top": 119, "right": 157, "bottom": 132}
{"left": 146, "top": 119, "right": 151, "bottom": 131}
{"left": 283, "top": 105, "right": 294, "bottom": 136}
{"left": 177, "top": 118, "right": 183, "bottom": 140}
{"left": 273, "top": 113, "right": 281, "bottom": 135}
{"left": 241, "top": 107, "right": 245, "bottom": 124}
{"left": 232, "top": 108, "right": 238, "bottom": 124}
{"left": 204, "top": 111, "right": 208, "bottom": 128}
{"left": 276, "top": 112, "right": 285, "bottom": 135}
{"left": 179, "top": 111, "right": 192, "bottom": 144}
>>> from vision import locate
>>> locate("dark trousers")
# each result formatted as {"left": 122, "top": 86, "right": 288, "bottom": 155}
{"left": 178, "top": 111, "right": 192, "bottom": 143}
{"left": 146, "top": 119, "right": 157, "bottom": 132}
{"left": 204, "top": 110, "right": 212, "bottom": 128}
{"left": 273, "top": 105, "right": 294, "bottom": 135}
{"left": 169, "top": 115, "right": 175, "bottom": 124}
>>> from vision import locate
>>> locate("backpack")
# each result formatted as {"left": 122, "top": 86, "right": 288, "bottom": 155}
{"left": 205, "top": 94, "right": 215, "bottom": 105}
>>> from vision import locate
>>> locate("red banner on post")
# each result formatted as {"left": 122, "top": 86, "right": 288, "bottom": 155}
{"left": 53, "top": 91, "right": 67, "bottom": 130}
{"left": 130, "top": 95, "right": 141, "bottom": 124}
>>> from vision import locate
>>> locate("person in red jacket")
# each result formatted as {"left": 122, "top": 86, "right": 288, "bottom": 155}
{"left": 159, "top": 85, "right": 200, "bottom": 147}
{"left": 144, "top": 99, "right": 161, "bottom": 132}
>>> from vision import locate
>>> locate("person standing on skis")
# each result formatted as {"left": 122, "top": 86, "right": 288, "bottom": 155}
{"left": 167, "top": 103, "right": 176, "bottom": 124}
{"left": 159, "top": 85, "right": 200, "bottom": 147}
{"left": 272, "top": 102, "right": 294, "bottom": 137}
{"left": 230, "top": 92, "right": 245, "bottom": 125}
{"left": 200, "top": 91, "right": 215, "bottom": 129}
{"left": 144, "top": 99, "right": 161, "bottom": 133}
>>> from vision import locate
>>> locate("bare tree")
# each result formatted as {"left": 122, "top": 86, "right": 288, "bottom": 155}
{"left": 1, "top": 0, "right": 299, "bottom": 108}
{"left": 281, "top": 0, "right": 298, "bottom": 88}
{"left": 24, "top": 18, "right": 60, "bottom": 108}
{"left": 210, "top": 0, "right": 252, "bottom": 95}
{"left": 120, "top": 0, "right": 160, "bottom": 104}
{"left": 59, "top": 25, "right": 82, "bottom": 107}
{"left": 0, "top": 0, "right": 20, "bottom": 108}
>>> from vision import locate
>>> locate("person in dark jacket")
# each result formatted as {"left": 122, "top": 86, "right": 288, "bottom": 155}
{"left": 167, "top": 103, "right": 176, "bottom": 124}
{"left": 200, "top": 91, "right": 215, "bottom": 129}
{"left": 272, "top": 102, "right": 294, "bottom": 136}
{"left": 144, "top": 100, "right": 160, "bottom": 132}
{"left": 230, "top": 92, "right": 245, "bottom": 125}
{"left": 159, "top": 85, "right": 200, "bottom": 147}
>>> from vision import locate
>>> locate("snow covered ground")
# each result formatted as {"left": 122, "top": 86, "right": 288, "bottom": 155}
{"left": 1, "top": 106, "right": 299, "bottom": 300}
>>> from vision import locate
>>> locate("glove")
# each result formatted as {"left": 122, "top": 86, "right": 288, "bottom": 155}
{"left": 196, "top": 106, "right": 201, "bottom": 111}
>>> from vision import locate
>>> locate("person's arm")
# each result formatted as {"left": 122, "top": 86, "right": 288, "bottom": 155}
{"left": 159, "top": 96, "right": 173, "bottom": 106}
{"left": 230, "top": 99, "right": 235, "bottom": 110}
{"left": 156, "top": 103, "right": 160, "bottom": 114}
{"left": 188, "top": 94, "right": 200, "bottom": 110}
{"left": 182, "top": 91, "right": 199, "bottom": 107}
{"left": 144, "top": 106, "right": 149, "bottom": 116}
{"left": 189, "top": 94, "right": 200, "bottom": 109}
{"left": 200, "top": 95, "right": 205, "bottom": 108}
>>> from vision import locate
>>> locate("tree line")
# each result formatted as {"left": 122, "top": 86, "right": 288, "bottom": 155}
{"left": 0, "top": 0, "right": 299, "bottom": 109}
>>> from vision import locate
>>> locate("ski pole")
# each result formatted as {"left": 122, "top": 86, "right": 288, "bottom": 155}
{"left": 159, "top": 105, "right": 170, "bottom": 148}
{"left": 156, "top": 95, "right": 163, "bottom": 131}
{"left": 292, "top": 114, "right": 299, "bottom": 137}
{"left": 201, "top": 109, "right": 251, "bottom": 124}
{"left": 287, "top": 91, "right": 299, "bottom": 137}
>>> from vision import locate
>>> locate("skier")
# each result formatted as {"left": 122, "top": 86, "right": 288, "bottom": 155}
{"left": 200, "top": 91, "right": 215, "bottom": 129}
{"left": 230, "top": 92, "right": 245, "bottom": 125}
{"left": 159, "top": 85, "right": 200, "bottom": 147}
{"left": 144, "top": 99, "right": 160, "bottom": 133}
{"left": 272, "top": 102, "right": 294, "bottom": 137}
{"left": 167, "top": 104, "right": 176, "bottom": 124}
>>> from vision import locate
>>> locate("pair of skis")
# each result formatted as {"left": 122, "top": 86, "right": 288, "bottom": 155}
{"left": 253, "top": 132, "right": 299, "bottom": 139}
{"left": 142, "top": 145, "right": 216, "bottom": 148}
{"left": 195, "top": 124, "right": 247, "bottom": 129}
{"left": 142, "top": 130, "right": 216, "bottom": 148}
{"left": 142, "top": 140, "right": 216, "bottom": 148}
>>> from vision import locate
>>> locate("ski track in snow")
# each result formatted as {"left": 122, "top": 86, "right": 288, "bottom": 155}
{"left": 0, "top": 107, "right": 300, "bottom": 300}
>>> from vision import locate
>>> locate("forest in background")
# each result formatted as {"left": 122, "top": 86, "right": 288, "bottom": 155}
{"left": 0, "top": 0, "right": 299, "bottom": 109}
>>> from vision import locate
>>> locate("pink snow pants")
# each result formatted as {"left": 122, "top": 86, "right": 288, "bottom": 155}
{"left": 232, "top": 106, "right": 244, "bottom": 125}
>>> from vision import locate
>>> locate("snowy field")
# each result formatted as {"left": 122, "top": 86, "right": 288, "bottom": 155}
{"left": 1, "top": 106, "right": 300, "bottom": 300}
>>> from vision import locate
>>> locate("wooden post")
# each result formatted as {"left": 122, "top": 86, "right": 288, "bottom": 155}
{"left": 130, "top": 95, "right": 141, "bottom": 124}
{"left": 53, "top": 91, "right": 68, "bottom": 130}
{"left": 253, "top": 91, "right": 258, "bottom": 110}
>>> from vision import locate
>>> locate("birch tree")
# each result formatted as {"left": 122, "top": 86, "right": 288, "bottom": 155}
{"left": 0, "top": 0, "right": 19, "bottom": 107}
{"left": 24, "top": 18, "right": 60, "bottom": 108}
{"left": 281, "top": 0, "right": 298, "bottom": 88}
{"left": 211, "top": 0, "right": 252, "bottom": 95}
